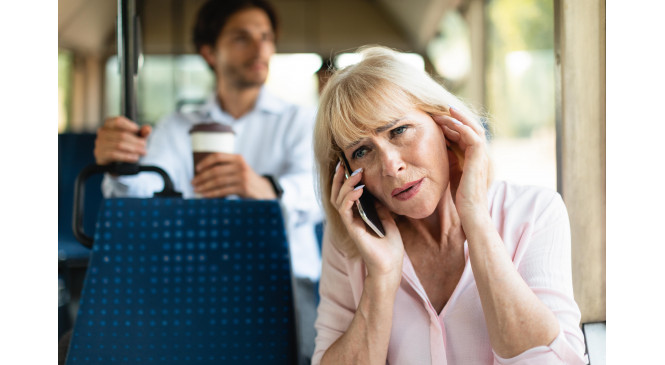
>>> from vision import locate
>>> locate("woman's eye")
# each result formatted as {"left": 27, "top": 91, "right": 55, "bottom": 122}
{"left": 352, "top": 147, "right": 368, "bottom": 159}
{"left": 391, "top": 125, "right": 408, "bottom": 137}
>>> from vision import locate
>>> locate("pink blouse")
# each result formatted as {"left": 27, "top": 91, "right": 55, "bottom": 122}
{"left": 313, "top": 181, "right": 587, "bottom": 364}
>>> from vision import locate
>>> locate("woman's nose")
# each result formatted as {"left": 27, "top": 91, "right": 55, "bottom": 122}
{"left": 380, "top": 147, "right": 405, "bottom": 177}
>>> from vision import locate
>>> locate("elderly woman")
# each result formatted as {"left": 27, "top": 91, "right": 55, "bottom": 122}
{"left": 312, "top": 46, "right": 586, "bottom": 365}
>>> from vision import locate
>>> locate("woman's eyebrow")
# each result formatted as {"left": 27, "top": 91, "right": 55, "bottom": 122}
{"left": 375, "top": 117, "right": 405, "bottom": 134}
{"left": 344, "top": 117, "right": 406, "bottom": 150}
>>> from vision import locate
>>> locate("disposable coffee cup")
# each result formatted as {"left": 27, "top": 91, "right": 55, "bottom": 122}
{"left": 189, "top": 123, "right": 235, "bottom": 177}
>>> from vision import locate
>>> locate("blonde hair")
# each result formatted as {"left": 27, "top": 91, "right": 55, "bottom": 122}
{"left": 314, "top": 45, "right": 491, "bottom": 255}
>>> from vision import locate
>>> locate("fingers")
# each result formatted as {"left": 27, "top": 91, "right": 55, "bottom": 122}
{"left": 445, "top": 117, "right": 483, "bottom": 149}
{"left": 330, "top": 162, "right": 364, "bottom": 223}
{"left": 448, "top": 106, "right": 486, "bottom": 138}
{"left": 94, "top": 145, "right": 142, "bottom": 164}
{"left": 192, "top": 155, "right": 273, "bottom": 199}
{"left": 329, "top": 160, "right": 344, "bottom": 205}
{"left": 195, "top": 152, "right": 237, "bottom": 174}
{"left": 333, "top": 166, "right": 364, "bottom": 210}
{"left": 95, "top": 132, "right": 147, "bottom": 163}
{"left": 197, "top": 181, "right": 243, "bottom": 198}
{"left": 139, "top": 124, "right": 152, "bottom": 138}
{"left": 434, "top": 114, "right": 483, "bottom": 152}
{"left": 192, "top": 161, "right": 241, "bottom": 195}
{"left": 103, "top": 116, "right": 141, "bottom": 133}
{"left": 94, "top": 117, "right": 148, "bottom": 165}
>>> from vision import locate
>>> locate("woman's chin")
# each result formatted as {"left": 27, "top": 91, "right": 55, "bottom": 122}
{"left": 390, "top": 201, "right": 438, "bottom": 220}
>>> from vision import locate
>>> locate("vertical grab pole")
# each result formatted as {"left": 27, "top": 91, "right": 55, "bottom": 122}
{"left": 118, "top": 0, "right": 138, "bottom": 122}
{"left": 71, "top": 1, "right": 146, "bottom": 249}
{"left": 112, "top": 0, "right": 142, "bottom": 174}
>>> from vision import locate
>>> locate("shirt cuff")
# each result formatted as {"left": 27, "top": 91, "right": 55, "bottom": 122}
{"left": 493, "top": 330, "right": 587, "bottom": 365}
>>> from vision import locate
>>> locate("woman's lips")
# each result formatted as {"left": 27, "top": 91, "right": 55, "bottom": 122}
{"left": 392, "top": 178, "right": 424, "bottom": 201}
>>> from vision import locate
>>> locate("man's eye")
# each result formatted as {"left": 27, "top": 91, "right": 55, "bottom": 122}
{"left": 352, "top": 148, "right": 368, "bottom": 159}
{"left": 391, "top": 125, "right": 408, "bottom": 136}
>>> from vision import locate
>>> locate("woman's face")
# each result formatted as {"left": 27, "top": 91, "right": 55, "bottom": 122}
{"left": 342, "top": 108, "right": 450, "bottom": 219}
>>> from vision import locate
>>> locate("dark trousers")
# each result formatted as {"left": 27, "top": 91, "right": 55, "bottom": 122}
{"left": 293, "top": 277, "right": 318, "bottom": 365}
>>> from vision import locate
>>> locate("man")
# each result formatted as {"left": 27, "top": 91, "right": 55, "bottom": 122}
{"left": 94, "top": 0, "right": 321, "bottom": 362}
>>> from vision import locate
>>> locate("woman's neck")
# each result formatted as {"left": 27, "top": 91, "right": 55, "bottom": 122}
{"left": 398, "top": 185, "right": 465, "bottom": 251}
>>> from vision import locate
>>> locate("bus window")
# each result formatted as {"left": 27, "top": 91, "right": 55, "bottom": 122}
{"left": 485, "top": 0, "right": 556, "bottom": 190}
{"left": 426, "top": 10, "right": 472, "bottom": 101}
{"left": 58, "top": 49, "right": 74, "bottom": 132}
{"left": 105, "top": 53, "right": 324, "bottom": 124}
{"left": 427, "top": 0, "right": 556, "bottom": 190}
{"left": 266, "top": 53, "right": 322, "bottom": 107}
{"left": 105, "top": 55, "right": 214, "bottom": 124}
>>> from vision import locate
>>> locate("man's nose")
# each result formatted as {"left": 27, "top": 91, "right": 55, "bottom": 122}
{"left": 248, "top": 37, "right": 261, "bottom": 55}
{"left": 250, "top": 37, "right": 271, "bottom": 58}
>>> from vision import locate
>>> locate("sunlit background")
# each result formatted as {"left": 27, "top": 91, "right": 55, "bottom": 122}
{"left": 426, "top": 0, "right": 556, "bottom": 190}
{"left": 59, "top": 0, "right": 556, "bottom": 190}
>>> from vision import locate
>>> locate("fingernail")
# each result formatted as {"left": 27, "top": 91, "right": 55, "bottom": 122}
{"left": 448, "top": 105, "right": 455, "bottom": 112}
{"left": 450, "top": 118, "right": 463, "bottom": 126}
{"left": 335, "top": 160, "right": 341, "bottom": 171}
{"left": 354, "top": 184, "right": 365, "bottom": 191}
{"left": 351, "top": 167, "right": 363, "bottom": 176}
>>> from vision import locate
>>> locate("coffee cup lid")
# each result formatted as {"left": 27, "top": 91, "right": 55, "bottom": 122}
{"left": 189, "top": 122, "right": 234, "bottom": 134}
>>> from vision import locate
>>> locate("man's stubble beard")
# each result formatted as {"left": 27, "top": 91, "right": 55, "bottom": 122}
{"left": 223, "top": 62, "right": 267, "bottom": 90}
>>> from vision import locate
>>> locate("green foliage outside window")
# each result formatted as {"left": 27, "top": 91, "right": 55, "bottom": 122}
{"left": 58, "top": 49, "right": 73, "bottom": 132}
{"left": 486, "top": 0, "right": 555, "bottom": 138}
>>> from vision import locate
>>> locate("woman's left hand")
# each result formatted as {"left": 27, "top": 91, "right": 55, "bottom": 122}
{"left": 432, "top": 107, "right": 491, "bottom": 221}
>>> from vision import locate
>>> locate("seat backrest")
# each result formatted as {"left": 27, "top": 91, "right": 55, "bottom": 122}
{"left": 582, "top": 321, "right": 606, "bottom": 365}
{"left": 58, "top": 133, "right": 104, "bottom": 263}
{"left": 65, "top": 198, "right": 297, "bottom": 364}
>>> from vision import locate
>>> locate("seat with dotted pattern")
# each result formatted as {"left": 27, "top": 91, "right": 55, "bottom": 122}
{"left": 65, "top": 197, "right": 297, "bottom": 364}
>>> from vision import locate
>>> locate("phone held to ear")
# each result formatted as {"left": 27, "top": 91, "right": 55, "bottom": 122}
{"left": 339, "top": 153, "right": 386, "bottom": 238}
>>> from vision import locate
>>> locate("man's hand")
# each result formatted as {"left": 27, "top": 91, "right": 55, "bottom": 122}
{"left": 191, "top": 153, "right": 277, "bottom": 199}
{"left": 94, "top": 116, "right": 152, "bottom": 165}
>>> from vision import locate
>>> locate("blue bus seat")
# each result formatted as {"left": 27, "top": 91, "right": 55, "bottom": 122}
{"left": 58, "top": 133, "right": 103, "bottom": 266}
{"left": 65, "top": 198, "right": 297, "bottom": 364}
{"left": 59, "top": 133, "right": 105, "bottom": 338}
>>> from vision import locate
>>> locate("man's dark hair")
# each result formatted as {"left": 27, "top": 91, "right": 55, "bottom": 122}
{"left": 193, "top": 0, "right": 279, "bottom": 52}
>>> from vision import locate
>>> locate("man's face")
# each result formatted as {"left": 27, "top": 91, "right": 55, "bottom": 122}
{"left": 205, "top": 7, "right": 275, "bottom": 89}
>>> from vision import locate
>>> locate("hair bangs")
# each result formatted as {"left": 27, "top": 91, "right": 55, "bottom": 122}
{"left": 328, "top": 74, "right": 414, "bottom": 151}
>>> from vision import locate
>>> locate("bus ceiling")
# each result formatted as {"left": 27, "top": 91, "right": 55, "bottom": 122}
{"left": 58, "top": 0, "right": 460, "bottom": 57}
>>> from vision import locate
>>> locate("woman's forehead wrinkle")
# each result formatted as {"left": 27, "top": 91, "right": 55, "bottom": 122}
{"left": 342, "top": 117, "right": 405, "bottom": 150}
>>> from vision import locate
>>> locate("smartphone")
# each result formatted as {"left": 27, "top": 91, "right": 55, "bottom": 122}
{"left": 339, "top": 153, "right": 386, "bottom": 238}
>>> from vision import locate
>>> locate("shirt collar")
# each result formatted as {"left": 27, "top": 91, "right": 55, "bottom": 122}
{"left": 199, "top": 86, "right": 288, "bottom": 123}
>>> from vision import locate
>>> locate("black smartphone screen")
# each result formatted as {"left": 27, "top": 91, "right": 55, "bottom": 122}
{"left": 339, "top": 153, "right": 386, "bottom": 237}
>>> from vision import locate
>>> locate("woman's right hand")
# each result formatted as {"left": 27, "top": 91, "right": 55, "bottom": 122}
{"left": 331, "top": 161, "right": 404, "bottom": 285}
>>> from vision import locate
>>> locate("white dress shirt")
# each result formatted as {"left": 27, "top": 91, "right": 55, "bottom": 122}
{"left": 102, "top": 88, "right": 323, "bottom": 280}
